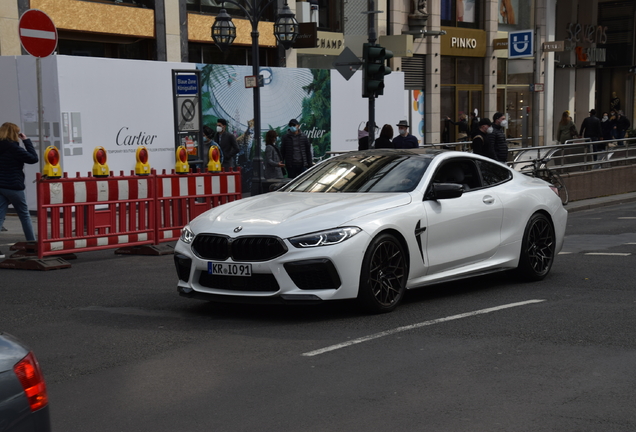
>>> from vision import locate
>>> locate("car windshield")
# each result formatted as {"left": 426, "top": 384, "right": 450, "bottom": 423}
{"left": 281, "top": 151, "right": 433, "bottom": 193}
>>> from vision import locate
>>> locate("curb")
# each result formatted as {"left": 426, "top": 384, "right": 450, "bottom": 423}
{"left": 566, "top": 192, "right": 636, "bottom": 213}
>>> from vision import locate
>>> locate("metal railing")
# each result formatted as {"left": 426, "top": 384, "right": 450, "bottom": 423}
{"left": 322, "top": 136, "right": 636, "bottom": 174}
{"left": 507, "top": 137, "right": 636, "bottom": 173}
{"left": 422, "top": 137, "right": 636, "bottom": 173}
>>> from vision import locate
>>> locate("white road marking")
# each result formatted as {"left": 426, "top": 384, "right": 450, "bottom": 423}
{"left": 584, "top": 252, "right": 631, "bottom": 256}
{"left": 618, "top": 217, "right": 636, "bottom": 220}
{"left": 558, "top": 251, "right": 573, "bottom": 255}
{"left": 302, "top": 299, "right": 546, "bottom": 357}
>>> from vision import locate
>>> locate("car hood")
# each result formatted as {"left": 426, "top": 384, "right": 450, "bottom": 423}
{"left": 189, "top": 192, "right": 412, "bottom": 237}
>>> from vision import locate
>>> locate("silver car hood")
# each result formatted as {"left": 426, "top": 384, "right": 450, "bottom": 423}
{"left": 189, "top": 192, "right": 412, "bottom": 237}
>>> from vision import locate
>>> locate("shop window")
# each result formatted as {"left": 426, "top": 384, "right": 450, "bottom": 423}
{"left": 441, "top": 0, "right": 481, "bottom": 29}
{"left": 83, "top": 0, "right": 154, "bottom": 8}
{"left": 441, "top": 57, "right": 483, "bottom": 85}
{"left": 497, "top": 58, "right": 506, "bottom": 85}
{"left": 188, "top": 42, "right": 277, "bottom": 66}
{"left": 497, "top": 0, "right": 532, "bottom": 32}
{"left": 58, "top": 37, "right": 156, "bottom": 60}
{"left": 186, "top": 0, "right": 275, "bottom": 21}
{"left": 497, "top": 58, "right": 531, "bottom": 85}
{"left": 441, "top": 57, "right": 456, "bottom": 85}
{"left": 315, "top": 0, "right": 343, "bottom": 32}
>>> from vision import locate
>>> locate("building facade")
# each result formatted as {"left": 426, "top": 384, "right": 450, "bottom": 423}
{"left": 1, "top": 0, "right": 634, "bottom": 146}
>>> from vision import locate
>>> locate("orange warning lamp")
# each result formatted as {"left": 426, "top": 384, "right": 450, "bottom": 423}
{"left": 92, "top": 146, "right": 109, "bottom": 177}
{"left": 207, "top": 144, "right": 222, "bottom": 172}
{"left": 135, "top": 146, "right": 151, "bottom": 175}
{"left": 175, "top": 146, "right": 189, "bottom": 174}
{"left": 42, "top": 146, "right": 62, "bottom": 178}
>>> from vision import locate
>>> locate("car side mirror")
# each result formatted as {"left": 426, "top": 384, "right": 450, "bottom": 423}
{"left": 425, "top": 183, "right": 464, "bottom": 200}
{"left": 268, "top": 179, "right": 292, "bottom": 192}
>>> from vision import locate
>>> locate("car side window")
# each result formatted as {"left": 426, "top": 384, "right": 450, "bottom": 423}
{"left": 477, "top": 160, "right": 513, "bottom": 186}
{"left": 432, "top": 160, "right": 481, "bottom": 191}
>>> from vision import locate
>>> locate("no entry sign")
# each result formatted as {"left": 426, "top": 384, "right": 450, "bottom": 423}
{"left": 19, "top": 10, "right": 58, "bottom": 58}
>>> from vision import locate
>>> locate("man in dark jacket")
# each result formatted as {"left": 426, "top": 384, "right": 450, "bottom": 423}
{"left": 280, "top": 119, "right": 312, "bottom": 178}
{"left": 469, "top": 111, "right": 480, "bottom": 139}
{"left": 214, "top": 118, "right": 239, "bottom": 170}
{"left": 615, "top": 111, "right": 631, "bottom": 146}
{"left": 393, "top": 120, "right": 419, "bottom": 148}
{"left": 486, "top": 112, "right": 508, "bottom": 163}
{"left": 579, "top": 109, "right": 604, "bottom": 159}
{"left": 0, "top": 122, "right": 39, "bottom": 257}
{"left": 472, "top": 118, "right": 496, "bottom": 160}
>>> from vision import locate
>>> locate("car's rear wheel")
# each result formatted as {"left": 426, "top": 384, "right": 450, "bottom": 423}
{"left": 516, "top": 213, "right": 556, "bottom": 281}
{"left": 357, "top": 233, "right": 407, "bottom": 313}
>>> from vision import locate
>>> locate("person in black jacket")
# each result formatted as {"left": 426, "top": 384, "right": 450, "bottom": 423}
{"left": 280, "top": 119, "right": 312, "bottom": 178}
{"left": 358, "top": 121, "right": 373, "bottom": 151}
{"left": 486, "top": 112, "right": 508, "bottom": 163}
{"left": 469, "top": 111, "right": 481, "bottom": 139}
{"left": 374, "top": 124, "right": 394, "bottom": 149}
{"left": 579, "top": 109, "right": 604, "bottom": 160}
{"left": 446, "top": 113, "right": 470, "bottom": 141}
{"left": 214, "top": 118, "right": 239, "bottom": 170}
{"left": 472, "top": 118, "right": 496, "bottom": 160}
{"left": 0, "top": 122, "right": 39, "bottom": 257}
{"left": 615, "top": 111, "right": 631, "bottom": 146}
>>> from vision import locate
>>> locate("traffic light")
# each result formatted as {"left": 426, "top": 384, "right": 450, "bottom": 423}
{"left": 362, "top": 43, "right": 393, "bottom": 98}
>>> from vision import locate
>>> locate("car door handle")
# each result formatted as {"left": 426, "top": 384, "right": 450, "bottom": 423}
{"left": 483, "top": 195, "right": 495, "bottom": 204}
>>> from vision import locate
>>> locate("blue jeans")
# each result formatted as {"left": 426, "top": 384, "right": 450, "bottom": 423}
{"left": 0, "top": 188, "right": 36, "bottom": 241}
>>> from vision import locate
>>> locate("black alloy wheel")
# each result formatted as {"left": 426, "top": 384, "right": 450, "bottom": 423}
{"left": 516, "top": 213, "right": 556, "bottom": 281}
{"left": 358, "top": 233, "right": 408, "bottom": 313}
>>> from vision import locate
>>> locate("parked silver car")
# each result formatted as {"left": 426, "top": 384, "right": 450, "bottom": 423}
{"left": 0, "top": 332, "right": 51, "bottom": 432}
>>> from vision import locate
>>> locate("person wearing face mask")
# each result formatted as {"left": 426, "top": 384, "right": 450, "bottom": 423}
{"left": 200, "top": 125, "right": 215, "bottom": 171}
{"left": 280, "top": 118, "right": 312, "bottom": 179}
{"left": 214, "top": 118, "right": 239, "bottom": 171}
{"left": 471, "top": 118, "right": 497, "bottom": 160}
{"left": 392, "top": 120, "right": 418, "bottom": 149}
{"left": 486, "top": 112, "right": 508, "bottom": 163}
{"left": 601, "top": 112, "right": 613, "bottom": 143}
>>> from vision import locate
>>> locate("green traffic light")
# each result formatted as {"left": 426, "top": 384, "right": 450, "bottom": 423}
{"left": 362, "top": 43, "right": 393, "bottom": 98}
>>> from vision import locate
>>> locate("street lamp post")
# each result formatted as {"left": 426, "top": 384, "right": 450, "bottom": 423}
{"left": 212, "top": 1, "right": 298, "bottom": 196}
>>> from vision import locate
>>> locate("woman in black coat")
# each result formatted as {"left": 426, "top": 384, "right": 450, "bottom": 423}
{"left": 0, "top": 122, "right": 39, "bottom": 252}
{"left": 373, "top": 124, "right": 394, "bottom": 149}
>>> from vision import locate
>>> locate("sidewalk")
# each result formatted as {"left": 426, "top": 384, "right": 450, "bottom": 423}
{"left": 3, "top": 192, "right": 636, "bottom": 249}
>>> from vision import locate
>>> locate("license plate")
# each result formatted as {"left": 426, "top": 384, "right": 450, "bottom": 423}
{"left": 208, "top": 262, "right": 252, "bottom": 277}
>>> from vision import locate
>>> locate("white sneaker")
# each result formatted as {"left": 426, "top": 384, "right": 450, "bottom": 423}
{"left": 0, "top": 250, "right": 5, "bottom": 259}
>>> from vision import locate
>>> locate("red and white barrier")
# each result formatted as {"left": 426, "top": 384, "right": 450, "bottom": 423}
{"left": 155, "top": 170, "right": 241, "bottom": 242}
{"left": 36, "top": 169, "right": 242, "bottom": 258}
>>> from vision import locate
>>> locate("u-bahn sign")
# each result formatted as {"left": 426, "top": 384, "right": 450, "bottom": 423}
{"left": 509, "top": 30, "right": 534, "bottom": 59}
{"left": 19, "top": 10, "right": 58, "bottom": 58}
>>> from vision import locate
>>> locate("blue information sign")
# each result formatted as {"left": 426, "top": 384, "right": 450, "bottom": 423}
{"left": 175, "top": 74, "right": 198, "bottom": 95}
{"left": 508, "top": 30, "right": 534, "bottom": 59}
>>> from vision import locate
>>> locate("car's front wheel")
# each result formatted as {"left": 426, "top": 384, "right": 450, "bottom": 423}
{"left": 516, "top": 212, "right": 556, "bottom": 281}
{"left": 357, "top": 233, "right": 408, "bottom": 313}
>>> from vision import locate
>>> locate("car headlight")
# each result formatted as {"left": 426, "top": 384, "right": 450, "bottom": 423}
{"left": 289, "top": 227, "right": 362, "bottom": 248}
{"left": 180, "top": 225, "right": 195, "bottom": 244}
